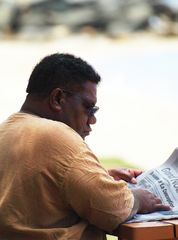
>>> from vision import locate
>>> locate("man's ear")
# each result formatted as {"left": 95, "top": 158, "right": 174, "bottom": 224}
{"left": 49, "top": 88, "right": 64, "bottom": 112}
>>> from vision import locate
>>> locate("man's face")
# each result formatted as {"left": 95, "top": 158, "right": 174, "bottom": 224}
{"left": 60, "top": 81, "right": 98, "bottom": 139}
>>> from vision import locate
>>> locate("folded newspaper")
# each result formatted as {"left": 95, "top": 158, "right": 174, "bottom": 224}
{"left": 127, "top": 148, "right": 178, "bottom": 223}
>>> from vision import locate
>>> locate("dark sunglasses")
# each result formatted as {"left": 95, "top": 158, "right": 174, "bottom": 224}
{"left": 62, "top": 90, "right": 99, "bottom": 117}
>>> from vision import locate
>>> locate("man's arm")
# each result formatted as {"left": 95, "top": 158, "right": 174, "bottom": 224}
{"left": 111, "top": 187, "right": 171, "bottom": 236}
{"left": 65, "top": 162, "right": 171, "bottom": 233}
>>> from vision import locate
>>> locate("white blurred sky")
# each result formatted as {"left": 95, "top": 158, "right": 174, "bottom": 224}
{"left": 0, "top": 33, "right": 178, "bottom": 169}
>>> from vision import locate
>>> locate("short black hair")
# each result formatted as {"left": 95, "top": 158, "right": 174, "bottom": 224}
{"left": 26, "top": 53, "right": 101, "bottom": 96}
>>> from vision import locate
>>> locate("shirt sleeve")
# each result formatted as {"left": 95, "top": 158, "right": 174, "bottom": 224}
{"left": 64, "top": 146, "right": 134, "bottom": 233}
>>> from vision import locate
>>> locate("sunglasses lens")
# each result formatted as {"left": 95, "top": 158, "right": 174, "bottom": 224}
{"left": 89, "top": 106, "right": 99, "bottom": 116}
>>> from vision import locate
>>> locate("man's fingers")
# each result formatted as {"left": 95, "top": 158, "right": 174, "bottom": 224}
{"left": 128, "top": 169, "right": 143, "bottom": 178}
{"left": 130, "top": 177, "right": 137, "bottom": 184}
{"left": 154, "top": 197, "right": 162, "bottom": 204}
{"left": 109, "top": 168, "right": 143, "bottom": 183}
{"left": 132, "top": 188, "right": 171, "bottom": 214}
{"left": 109, "top": 169, "right": 134, "bottom": 182}
{"left": 152, "top": 196, "right": 171, "bottom": 211}
{"left": 115, "top": 171, "right": 133, "bottom": 182}
{"left": 154, "top": 204, "right": 171, "bottom": 211}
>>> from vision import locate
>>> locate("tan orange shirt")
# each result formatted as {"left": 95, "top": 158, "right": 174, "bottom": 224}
{"left": 0, "top": 113, "right": 134, "bottom": 240}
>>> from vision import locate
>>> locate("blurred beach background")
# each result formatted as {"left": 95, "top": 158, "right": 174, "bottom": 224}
{"left": 1, "top": 0, "right": 178, "bottom": 172}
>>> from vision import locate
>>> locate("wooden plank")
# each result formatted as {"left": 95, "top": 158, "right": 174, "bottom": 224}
{"left": 163, "top": 220, "right": 178, "bottom": 238}
{"left": 117, "top": 221, "right": 174, "bottom": 240}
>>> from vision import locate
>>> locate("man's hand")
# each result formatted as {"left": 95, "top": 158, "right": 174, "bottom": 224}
{"left": 132, "top": 188, "right": 171, "bottom": 215}
{"left": 108, "top": 168, "right": 143, "bottom": 184}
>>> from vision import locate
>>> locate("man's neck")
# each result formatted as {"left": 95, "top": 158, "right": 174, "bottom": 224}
{"left": 20, "top": 94, "right": 49, "bottom": 119}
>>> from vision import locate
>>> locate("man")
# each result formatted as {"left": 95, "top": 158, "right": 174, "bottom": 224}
{"left": 0, "top": 53, "right": 170, "bottom": 240}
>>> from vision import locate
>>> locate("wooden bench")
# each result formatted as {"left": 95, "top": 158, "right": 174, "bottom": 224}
{"left": 117, "top": 220, "right": 178, "bottom": 240}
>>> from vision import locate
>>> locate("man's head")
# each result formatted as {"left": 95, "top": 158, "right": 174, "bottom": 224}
{"left": 22, "top": 53, "right": 101, "bottom": 139}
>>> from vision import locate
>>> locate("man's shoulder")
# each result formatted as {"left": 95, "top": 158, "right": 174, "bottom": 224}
{"left": 20, "top": 112, "right": 84, "bottom": 146}
{"left": 21, "top": 113, "right": 81, "bottom": 138}
{"left": 6, "top": 112, "right": 86, "bottom": 154}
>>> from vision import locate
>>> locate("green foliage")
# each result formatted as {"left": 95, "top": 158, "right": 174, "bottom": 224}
{"left": 107, "top": 235, "right": 118, "bottom": 240}
{"left": 100, "top": 157, "right": 139, "bottom": 169}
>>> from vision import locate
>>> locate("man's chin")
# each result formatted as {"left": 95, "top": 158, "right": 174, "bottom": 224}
{"left": 82, "top": 134, "right": 86, "bottom": 140}
{"left": 84, "top": 131, "right": 90, "bottom": 138}
{"left": 81, "top": 133, "right": 89, "bottom": 140}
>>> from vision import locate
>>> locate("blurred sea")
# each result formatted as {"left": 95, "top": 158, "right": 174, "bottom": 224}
{"left": 0, "top": 33, "right": 178, "bottom": 169}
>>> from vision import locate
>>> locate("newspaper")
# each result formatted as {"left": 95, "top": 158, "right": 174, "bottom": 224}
{"left": 127, "top": 148, "right": 178, "bottom": 223}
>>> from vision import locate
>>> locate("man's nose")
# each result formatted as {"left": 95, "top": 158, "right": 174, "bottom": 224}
{"left": 88, "top": 115, "right": 97, "bottom": 125}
